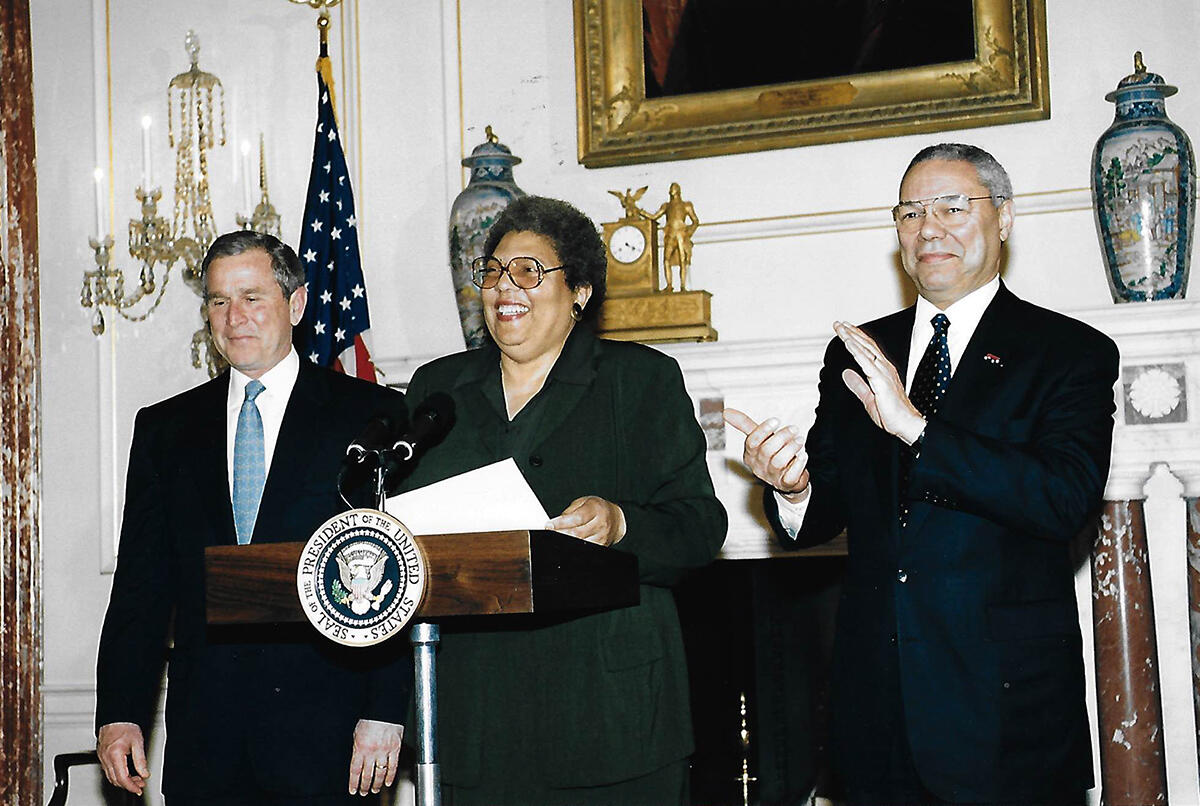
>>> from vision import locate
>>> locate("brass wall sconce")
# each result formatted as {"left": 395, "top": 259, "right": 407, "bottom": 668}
{"left": 82, "top": 29, "right": 280, "bottom": 372}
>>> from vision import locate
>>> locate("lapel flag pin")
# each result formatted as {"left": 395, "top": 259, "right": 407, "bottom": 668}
{"left": 984, "top": 353, "right": 1003, "bottom": 366}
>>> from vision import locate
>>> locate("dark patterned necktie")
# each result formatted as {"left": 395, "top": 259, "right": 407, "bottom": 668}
{"left": 900, "top": 313, "right": 950, "bottom": 527}
{"left": 909, "top": 313, "right": 951, "bottom": 418}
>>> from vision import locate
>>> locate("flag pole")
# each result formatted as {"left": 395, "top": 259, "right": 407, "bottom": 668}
{"left": 293, "top": 4, "right": 378, "bottom": 383}
{"left": 316, "top": 11, "right": 338, "bottom": 124}
{"left": 317, "top": 7, "right": 329, "bottom": 57}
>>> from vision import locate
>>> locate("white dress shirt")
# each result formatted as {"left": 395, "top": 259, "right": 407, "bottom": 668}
{"left": 225, "top": 348, "right": 301, "bottom": 497}
{"left": 773, "top": 275, "right": 1002, "bottom": 533}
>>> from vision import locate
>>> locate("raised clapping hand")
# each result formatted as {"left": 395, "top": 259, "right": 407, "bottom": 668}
{"left": 833, "top": 321, "right": 926, "bottom": 445}
{"left": 547, "top": 496, "right": 627, "bottom": 546}
{"left": 722, "top": 408, "right": 810, "bottom": 503}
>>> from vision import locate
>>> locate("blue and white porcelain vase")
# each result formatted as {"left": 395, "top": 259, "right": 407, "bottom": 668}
{"left": 448, "top": 127, "right": 526, "bottom": 348}
{"left": 1092, "top": 52, "right": 1194, "bottom": 302}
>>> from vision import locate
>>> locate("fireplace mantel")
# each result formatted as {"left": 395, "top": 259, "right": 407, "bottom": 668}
{"left": 379, "top": 298, "right": 1199, "bottom": 559}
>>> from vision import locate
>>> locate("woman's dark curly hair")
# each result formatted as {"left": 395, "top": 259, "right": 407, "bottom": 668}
{"left": 482, "top": 196, "right": 607, "bottom": 324}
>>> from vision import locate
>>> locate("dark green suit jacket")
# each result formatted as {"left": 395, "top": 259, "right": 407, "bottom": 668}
{"left": 402, "top": 326, "right": 726, "bottom": 788}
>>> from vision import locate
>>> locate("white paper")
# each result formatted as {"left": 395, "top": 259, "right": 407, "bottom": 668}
{"left": 384, "top": 457, "right": 551, "bottom": 535}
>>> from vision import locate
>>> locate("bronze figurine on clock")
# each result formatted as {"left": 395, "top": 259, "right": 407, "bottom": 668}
{"left": 646, "top": 182, "right": 699, "bottom": 293}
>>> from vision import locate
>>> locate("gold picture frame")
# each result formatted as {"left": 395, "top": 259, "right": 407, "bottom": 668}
{"left": 574, "top": 0, "right": 1049, "bottom": 168}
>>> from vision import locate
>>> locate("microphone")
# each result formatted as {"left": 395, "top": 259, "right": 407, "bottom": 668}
{"left": 392, "top": 393, "right": 455, "bottom": 462}
{"left": 345, "top": 415, "right": 397, "bottom": 464}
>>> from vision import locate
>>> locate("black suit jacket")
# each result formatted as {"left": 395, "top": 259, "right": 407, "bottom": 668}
{"left": 96, "top": 360, "right": 411, "bottom": 798}
{"left": 764, "top": 284, "right": 1118, "bottom": 803}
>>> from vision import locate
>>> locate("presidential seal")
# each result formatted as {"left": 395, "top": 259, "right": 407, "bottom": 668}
{"left": 296, "top": 508, "right": 426, "bottom": 647}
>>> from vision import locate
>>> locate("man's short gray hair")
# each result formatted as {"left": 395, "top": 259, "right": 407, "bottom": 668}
{"left": 903, "top": 143, "right": 1013, "bottom": 206}
{"left": 200, "top": 230, "right": 306, "bottom": 299}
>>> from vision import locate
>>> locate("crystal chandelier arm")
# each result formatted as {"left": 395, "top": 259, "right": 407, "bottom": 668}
{"left": 113, "top": 270, "right": 171, "bottom": 323}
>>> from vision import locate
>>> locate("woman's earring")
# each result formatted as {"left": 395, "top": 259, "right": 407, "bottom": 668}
{"left": 571, "top": 302, "right": 584, "bottom": 322}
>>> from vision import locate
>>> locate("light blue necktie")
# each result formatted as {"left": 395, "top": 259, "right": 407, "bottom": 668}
{"left": 232, "top": 379, "right": 266, "bottom": 545}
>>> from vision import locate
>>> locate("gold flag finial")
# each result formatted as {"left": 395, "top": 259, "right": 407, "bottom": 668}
{"left": 317, "top": 9, "right": 330, "bottom": 49}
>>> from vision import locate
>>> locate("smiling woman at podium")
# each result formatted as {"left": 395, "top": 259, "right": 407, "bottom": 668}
{"left": 402, "top": 196, "right": 727, "bottom": 805}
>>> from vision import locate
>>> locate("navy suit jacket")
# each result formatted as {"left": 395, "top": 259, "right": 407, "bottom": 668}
{"left": 96, "top": 361, "right": 412, "bottom": 798}
{"left": 764, "top": 284, "right": 1118, "bottom": 803}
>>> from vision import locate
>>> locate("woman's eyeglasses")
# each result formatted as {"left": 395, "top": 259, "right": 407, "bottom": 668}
{"left": 471, "top": 256, "right": 567, "bottom": 290}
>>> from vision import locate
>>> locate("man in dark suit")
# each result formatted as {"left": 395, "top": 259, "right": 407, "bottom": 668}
{"left": 95, "top": 231, "right": 411, "bottom": 805}
{"left": 726, "top": 144, "right": 1118, "bottom": 805}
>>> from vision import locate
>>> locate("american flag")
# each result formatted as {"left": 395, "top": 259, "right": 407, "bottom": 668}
{"left": 294, "top": 66, "right": 377, "bottom": 382}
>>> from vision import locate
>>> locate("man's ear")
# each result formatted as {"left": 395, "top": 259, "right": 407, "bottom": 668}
{"left": 997, "top": 198, "right": 1015, "bottom": 243}
{"left": 289, "top": 285, "right": 308, "bottom": 326}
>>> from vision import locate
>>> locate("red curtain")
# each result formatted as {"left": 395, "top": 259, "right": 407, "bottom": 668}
{"left": 642, "top": 0, "right": 689, "bottom": 90}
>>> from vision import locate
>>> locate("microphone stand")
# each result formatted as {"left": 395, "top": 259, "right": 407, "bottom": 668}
{"left": 372, "top": 451, "right": 442, "bottom": 806}
{"left": 412, "top": 622, "right": 441, "bottom": 806}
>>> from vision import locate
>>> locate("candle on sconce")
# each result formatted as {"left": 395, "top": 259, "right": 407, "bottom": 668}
{"left": 93, "top": 167, "right": 106, "bottom": 239}
{"left": 141, "top": 115, "right": 153, "bottom": 188}
{"left": 257, "top": 133, "right": 266, "bottom": 194}
{"left": 241, "top": 140, "right": 253, "bottom": 214}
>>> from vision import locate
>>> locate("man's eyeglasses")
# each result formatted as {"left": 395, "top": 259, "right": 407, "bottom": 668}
{"left": 891, "top": 194, "right": 1006, "bottom": 232}
{"left": 471, "top": 256, "right": 567, "bottom": 290}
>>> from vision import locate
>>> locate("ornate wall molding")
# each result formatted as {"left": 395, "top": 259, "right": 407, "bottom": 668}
{"left": 91, "top": 0, "right": 118, "bottom": 575}
{"left": 695, "top": 187, "right": 1096, "bottom": 244}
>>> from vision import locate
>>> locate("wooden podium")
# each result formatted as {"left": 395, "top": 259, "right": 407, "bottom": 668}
{"left": 205, "top": 529, "right": 639, "bottom": 805}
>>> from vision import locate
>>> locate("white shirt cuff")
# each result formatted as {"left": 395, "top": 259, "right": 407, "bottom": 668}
{"left": 773, "top": 486, "right": 812, "bottom": 539}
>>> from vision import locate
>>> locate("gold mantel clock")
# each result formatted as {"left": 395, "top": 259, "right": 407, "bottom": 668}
{"left": 597, "top": 185, "right": 716, "bottom": 343}
{"left": 603, "top": 217, "right": 659, "bottom": 296}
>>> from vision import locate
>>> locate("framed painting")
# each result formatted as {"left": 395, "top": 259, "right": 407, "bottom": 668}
{"left": 574, "top": 0, "right": 1049, "bottom": 167}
